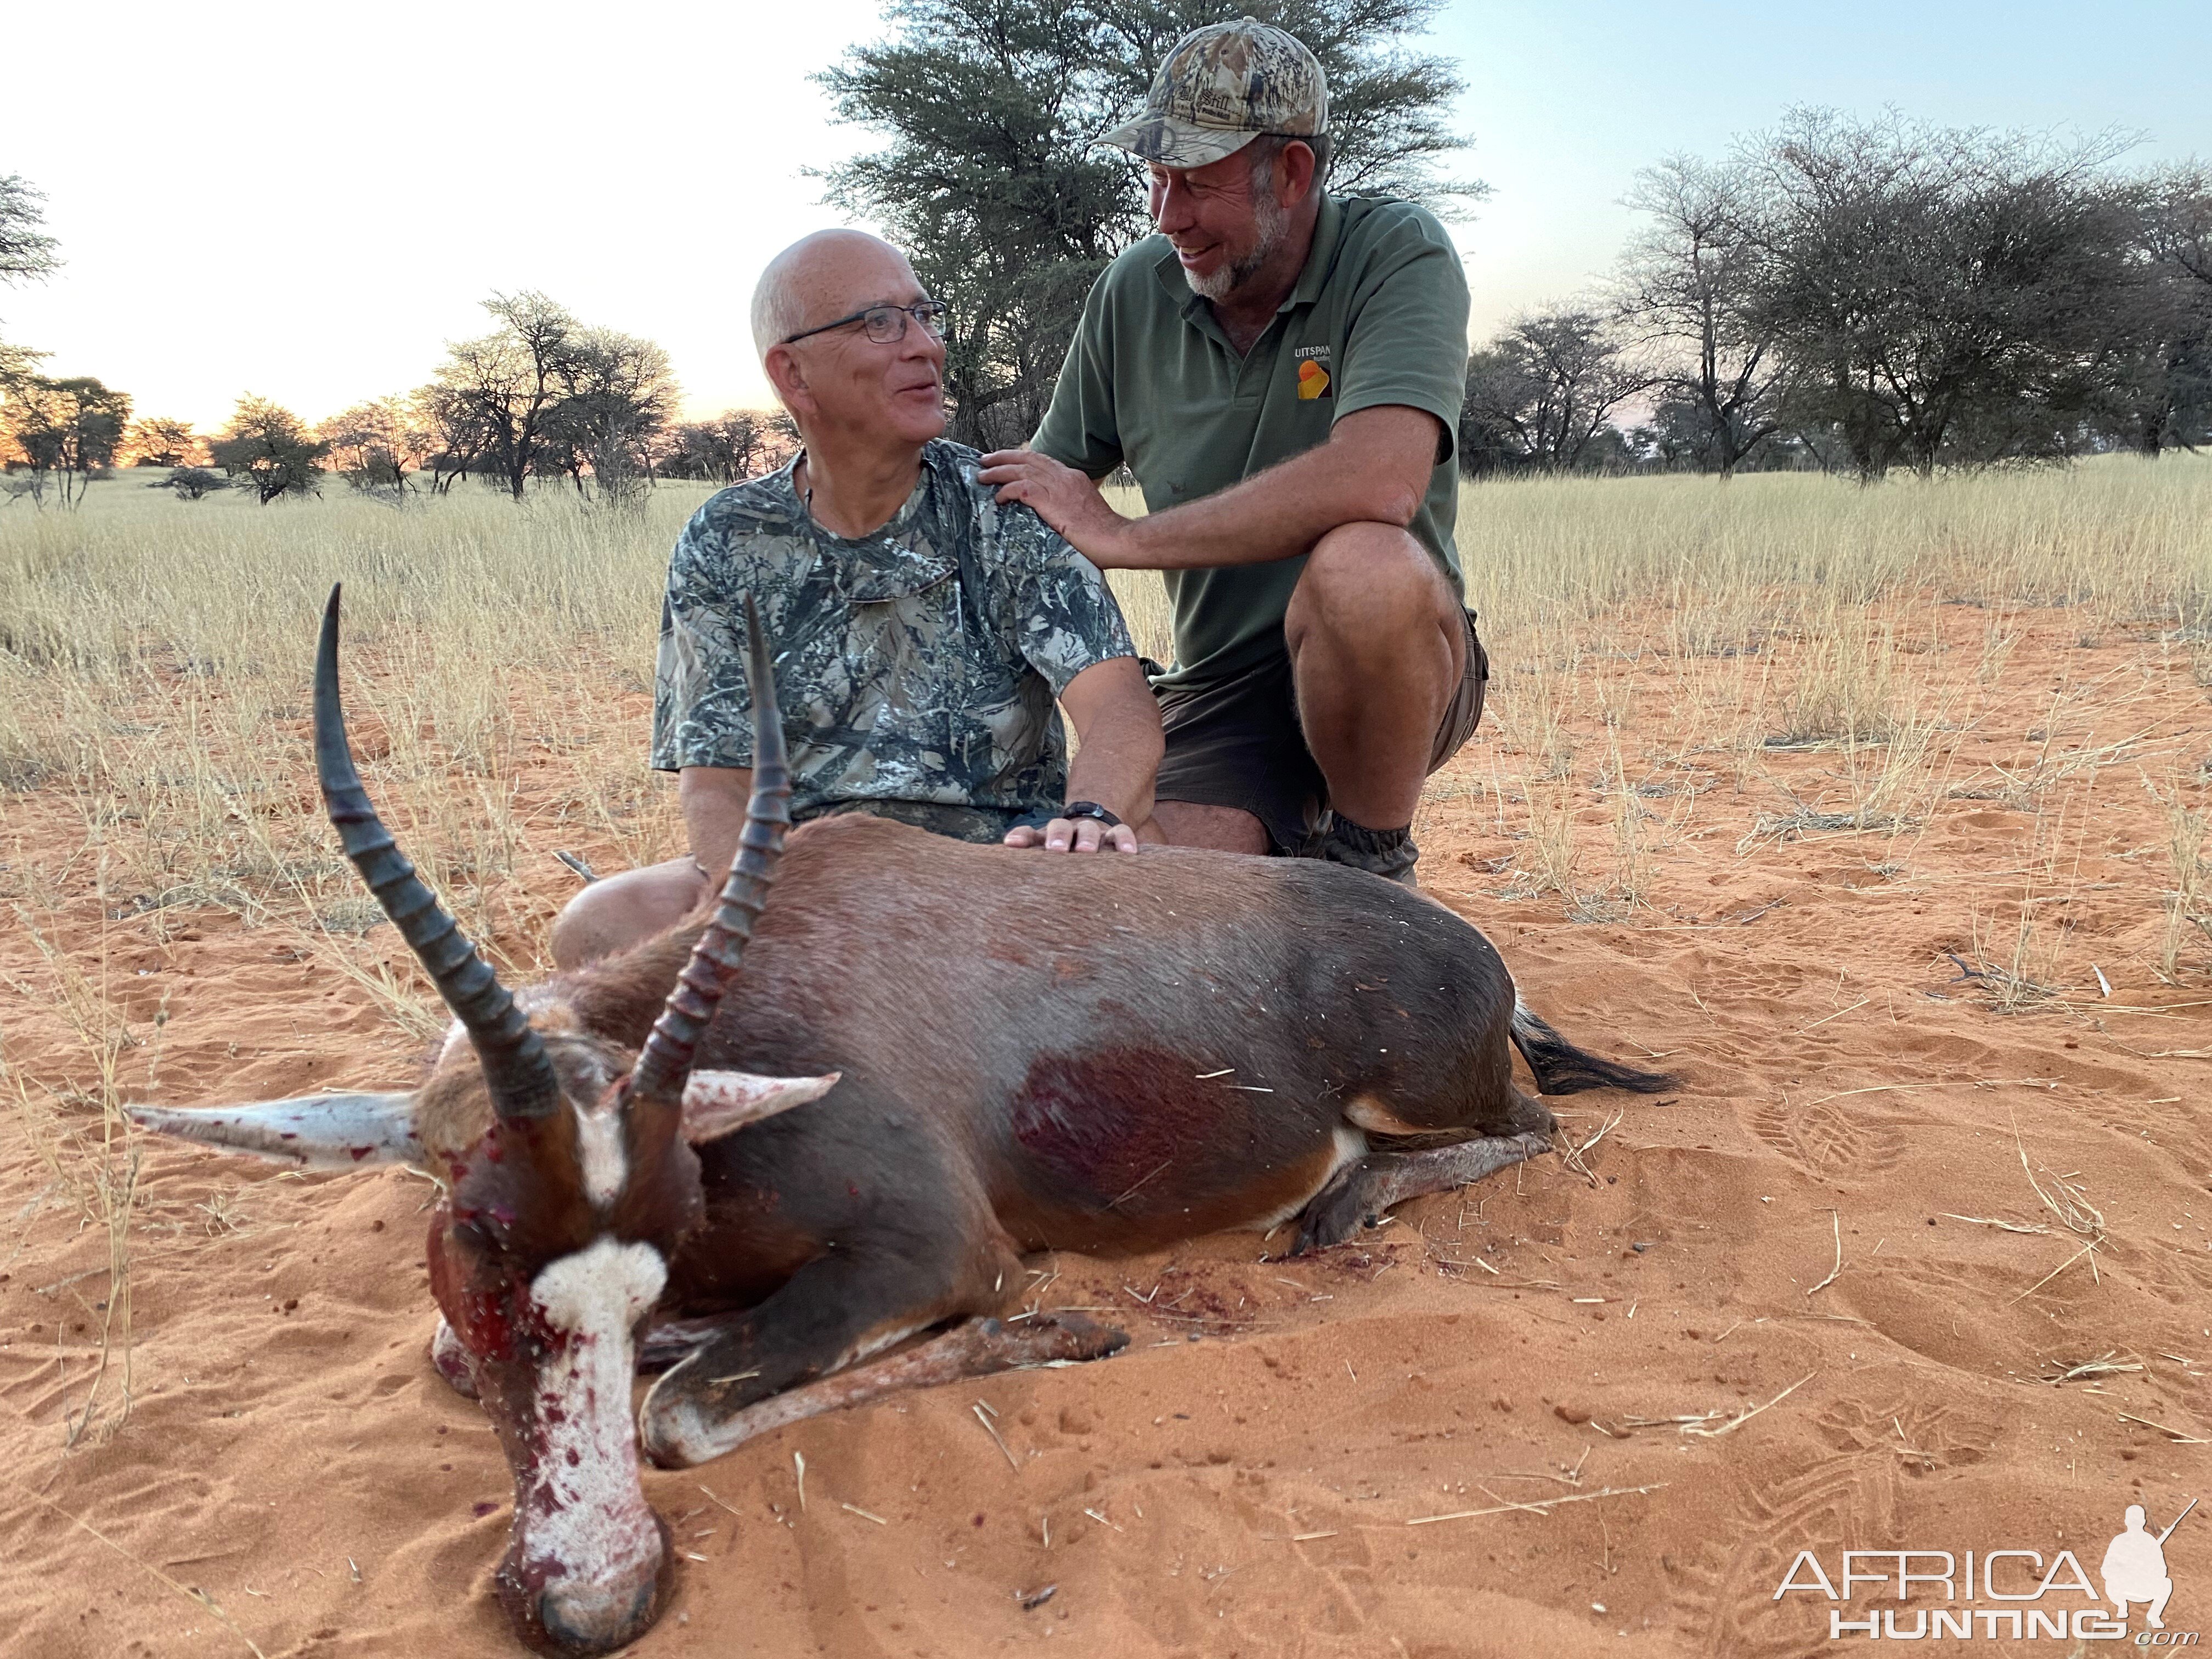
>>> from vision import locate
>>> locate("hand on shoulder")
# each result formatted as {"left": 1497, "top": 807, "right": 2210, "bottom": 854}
{"left": 978, "top": 448, "right": 1135, "bottom": 568}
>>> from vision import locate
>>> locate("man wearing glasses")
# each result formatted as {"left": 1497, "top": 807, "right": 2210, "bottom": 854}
{"left": 550, "top": 228, "right": 1162, "bottom": 968}
{"left": 980, "top": 18, "right": 1482, "bottom": 889}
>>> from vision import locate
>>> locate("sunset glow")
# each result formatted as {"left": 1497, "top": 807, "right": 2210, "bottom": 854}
{"left": 4, "top": 0, "right": 2207, "bottom": 427}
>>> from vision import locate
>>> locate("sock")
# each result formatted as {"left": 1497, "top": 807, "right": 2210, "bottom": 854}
{"left": 1331, "top": 816, "right": 1413, "bottom": 855}
{"left": 1314, "top": 815, "right": 1421, "bottom": 886}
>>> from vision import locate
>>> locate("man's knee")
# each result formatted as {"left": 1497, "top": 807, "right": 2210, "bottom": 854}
{"left": 1286, "top": 522, "right": 1455, "bottom": 655}
{"left": 1153, "top": 799, "right": 1269, "bottom": 854}
{"left": 549, "top": 857, "right": 707, "bottom": 970}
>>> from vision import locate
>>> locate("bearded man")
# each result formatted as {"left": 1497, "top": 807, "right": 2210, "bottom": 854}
{"left": 980, "top": 18, "right": 1481, "bottom": 888}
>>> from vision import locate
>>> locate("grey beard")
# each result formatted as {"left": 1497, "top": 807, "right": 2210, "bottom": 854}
{"left": 1185, "top": 185, "right": 1290, "bottom": 303}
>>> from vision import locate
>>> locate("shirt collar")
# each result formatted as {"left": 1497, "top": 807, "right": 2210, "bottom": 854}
{"left": 784, "top": 442, "right": 957, "bottom": 600}
{"left": 1285, "top": 193, "right": 1345, "bottom": 312}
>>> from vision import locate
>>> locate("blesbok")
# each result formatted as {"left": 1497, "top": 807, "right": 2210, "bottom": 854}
{"left": 131, "top": 587, "right": 1674, "bottom": 1656}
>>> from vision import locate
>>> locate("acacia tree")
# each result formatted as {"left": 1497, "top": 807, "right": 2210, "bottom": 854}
{"left": 427, "top": 292, "right": 583, "bottom": 501}
{"left": 1616, "top": 155, "right": 1782, "bottom": 476}
{"left": 2112, "top": 164, "right": 2212, "bottom": 455}
{"left": 123, "top": 416, "right": 201, "bottom": 466}
{"left": 415, "top": 381, "right": 491, "bottom": 493}
{"left": 663, "top": 410, "right": 780, "bottom": 483}
{"left": 535, "top": 328, "right": 678, "bottom": 506}
{"left": 2, "top": 376, "right": 131, "bottom": 506}
{"left": 1459, "top": 308, "right": 1650, "bottom": 475}
{"left": 320, "top": 398, "right": 433, "bottom": 500}
{"left": 819, "top": 0, "right": 1482, "bottom": 446}
{"left": 210, "top": 396, "right": 329, "bottom": 503}
{"left": 0, "top": 174, "right": 60, "bottom": 394}
{"left": 424, "top": 295, "right": 674, "bottom": 500}
{"left": 2144, "top": 163, "right": 2212, "bottom": 290}
{"left": 161, "top": 467, "right": 228, "bottom": 501}
{"left": 1743, "top": 110, "right": 2142, "bottom": 478}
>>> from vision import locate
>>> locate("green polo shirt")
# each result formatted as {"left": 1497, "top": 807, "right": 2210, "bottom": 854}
{"left": 1034, "top": 193, "right": 1470, "bottom": 689}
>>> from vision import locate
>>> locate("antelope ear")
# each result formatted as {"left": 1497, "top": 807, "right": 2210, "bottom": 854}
{"left": 679, "top": 1070, "right": 841, "bottom": 1144}
{"left": 127, "top": 1093, "right": 425, "bottom": 1170}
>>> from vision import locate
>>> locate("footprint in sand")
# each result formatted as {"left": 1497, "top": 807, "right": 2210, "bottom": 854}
{"left": 1747, "top": 1097, "right": 1906, "bottom": 1176}
{"left": 1670, "top": 1399, "right": 1997, "bottom": 1654}
{"left": 1669, "top": 1453, "right": 1904, "bottom": 1656}
{"left": 1813, "top": 1397, "right": 1999, "bottom": 1471}
{"left": 2126, "top": 1236, "right": 2212, "bottom": 1308}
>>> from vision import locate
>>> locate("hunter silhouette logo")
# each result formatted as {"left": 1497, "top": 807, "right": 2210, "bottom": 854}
{"left": 2106, "top": 1500, "right": 2193, "bottom": 1630}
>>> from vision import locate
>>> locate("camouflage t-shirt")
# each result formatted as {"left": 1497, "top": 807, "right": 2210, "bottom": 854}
{"left": 650, "top": 439, "right": 1136, "bottom": 843}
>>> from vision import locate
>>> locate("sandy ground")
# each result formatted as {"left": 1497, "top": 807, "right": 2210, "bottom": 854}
{"left": 4, "top": 603, "right": 2209, "bottom": 1658}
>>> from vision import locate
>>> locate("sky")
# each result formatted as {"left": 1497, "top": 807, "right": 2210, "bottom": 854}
{"left": 3, "top": 1, "right": 2208, "bottom": 431}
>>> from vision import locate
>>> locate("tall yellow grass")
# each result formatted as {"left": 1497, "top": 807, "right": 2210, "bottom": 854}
{"left": 4, "top": 455, "right": 2208, "bottom": 946}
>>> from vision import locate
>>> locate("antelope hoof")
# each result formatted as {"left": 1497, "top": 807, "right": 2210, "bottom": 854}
{"left": 1290, "top": 1170, "right": 1384, "bottom": 1257}
{"left": 981, "top": 1310, "right": 1130, "bottom": 1367}
{"left": 429, "top": 1316, "right": 479, "bottom": 1399}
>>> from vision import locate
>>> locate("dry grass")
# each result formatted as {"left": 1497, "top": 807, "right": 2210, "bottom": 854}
{"left": 2, "top": 457, "right": 2205, "bottom": 969}
{"left": 2160, "top": 797, "right": 2210, "bottom": 981}
{"left": 3, "top": 902, "right": 145, "bottom": 1446}
{"left": 1425, "top": 455, "right": 2212, "bottom": 944}
{"left": 0, "top": 480, "right": 698, "bottom": 980}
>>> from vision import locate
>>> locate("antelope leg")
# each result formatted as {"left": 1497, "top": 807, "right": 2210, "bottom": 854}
{"left": 1293, "top": 1132, "right": 1551, "bottom": 1256}
{"left": 641, "top": 1313, "right": 1126, "bottom": 1468}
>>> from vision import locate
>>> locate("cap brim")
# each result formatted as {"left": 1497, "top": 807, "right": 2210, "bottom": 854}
{"left": 1097, "top": 116, "right": 1261, "bottom": 169}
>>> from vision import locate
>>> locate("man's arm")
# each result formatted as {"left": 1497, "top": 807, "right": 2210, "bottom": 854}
{"left": 1003, "top": 656, "right": 1163, "bottom": 853}
{"left": 977, "top": 403, "right": 1442, "bottom": 571}
{"left": 679, "top": 765, "right": 752, "bottom": 881}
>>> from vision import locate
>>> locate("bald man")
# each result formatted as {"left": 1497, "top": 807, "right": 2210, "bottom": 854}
{"left": 551, "top": 230, "right": 1164, "bottom": 969}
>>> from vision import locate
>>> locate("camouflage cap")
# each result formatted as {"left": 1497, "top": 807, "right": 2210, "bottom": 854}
{"left": 1100, "top": 16, "right": 1328, "bottom": 170}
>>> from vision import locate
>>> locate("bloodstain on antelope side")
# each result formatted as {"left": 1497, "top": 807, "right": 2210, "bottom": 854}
{"left": 1001, "top": 1048, "right": 1344, "bottom": 1252}
{"left": 1011, "top": 1049, "right": 1238, "bottom": 1200}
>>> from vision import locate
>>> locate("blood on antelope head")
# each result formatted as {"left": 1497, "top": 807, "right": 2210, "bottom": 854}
{"left": 128, "top": 586, "right": 832, "bottom": 1657}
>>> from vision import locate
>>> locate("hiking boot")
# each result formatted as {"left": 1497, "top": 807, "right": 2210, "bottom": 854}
{"left": 1308, "top": 814, "right": 1420, "bottom": 888}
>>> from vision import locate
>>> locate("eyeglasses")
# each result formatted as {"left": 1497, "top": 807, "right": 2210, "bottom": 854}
{"left": 782, "top": 300, "right": 950, "bottom": 346}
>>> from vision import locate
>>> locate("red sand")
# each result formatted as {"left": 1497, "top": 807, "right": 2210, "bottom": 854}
{"left": 4, "top": 605, "right": 2209, "bottom": 1657}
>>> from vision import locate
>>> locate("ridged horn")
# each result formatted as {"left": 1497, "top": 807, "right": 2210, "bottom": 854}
{"left": 315, "top": 584, "right": 559, "bottom": 1122}
{"left": 628, "top": 595, "right": 791, "bottom": 1107}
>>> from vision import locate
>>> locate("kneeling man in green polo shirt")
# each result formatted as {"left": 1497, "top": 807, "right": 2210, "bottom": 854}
{"left": 980, "top": 16, "right": 1482, "bottom": 888}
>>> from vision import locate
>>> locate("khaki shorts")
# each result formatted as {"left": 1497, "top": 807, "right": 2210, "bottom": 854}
{"left": 1152, "top": 608, "right": 1488, "bottom": 853}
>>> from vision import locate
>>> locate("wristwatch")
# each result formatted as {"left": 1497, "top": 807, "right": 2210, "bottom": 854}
{"left": 1061, "top": 801, "right": 1124, "bottom": 828}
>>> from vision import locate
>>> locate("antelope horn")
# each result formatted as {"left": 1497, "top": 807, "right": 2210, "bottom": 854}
{"left": 128, "top": 1093, "right": 424, "bottom": 1170}
{"left": 314, "top": 584, "right": 559, "bottom": 1123}
{"left": 628, "top": 595, "right": 791, "bottom": 1106}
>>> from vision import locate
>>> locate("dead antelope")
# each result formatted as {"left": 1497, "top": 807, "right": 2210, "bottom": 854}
{"left": 131, "top": 586, "right": 1673, "bottom": 1656}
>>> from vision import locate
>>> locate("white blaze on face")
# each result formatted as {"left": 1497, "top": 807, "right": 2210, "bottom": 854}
{"left": 522, "top": 1237, "right": 667, "bottom": 1581}
{"left": 574, "top": 1104, "right": 627, "bottom": 1209}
